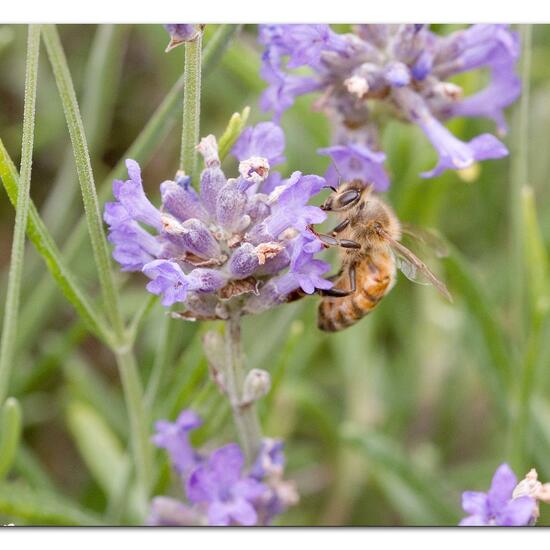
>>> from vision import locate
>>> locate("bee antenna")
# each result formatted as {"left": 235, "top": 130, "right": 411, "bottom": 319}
{"left": 323, "top": 185, "right": 337, "bottom": 192}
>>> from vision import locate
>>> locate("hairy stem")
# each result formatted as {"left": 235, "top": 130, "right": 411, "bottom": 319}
{"left": 180, "top": 33, "right": 202, "bottom": 182}
{"left": 223, "top": 312, "right": 262, "bottom": 464}
{"left": 0, "top": 25, "right": 41, "bottom": 404}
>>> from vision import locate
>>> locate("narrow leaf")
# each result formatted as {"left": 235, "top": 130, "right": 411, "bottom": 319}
{"left": 0, "top": 140, "right": 111, "bottom": 345}
{"left": 218, "top": 106, "right": 250, "bottom": 161}
{"left": 0, "top": 397, "right": 22, "bottom": 479}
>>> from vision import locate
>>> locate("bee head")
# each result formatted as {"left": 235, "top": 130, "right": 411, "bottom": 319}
{"left": 321, "top": 180, "right": 372, "bottom": 212}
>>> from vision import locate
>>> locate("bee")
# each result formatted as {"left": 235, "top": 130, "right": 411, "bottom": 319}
{"left": 312, "top": 181, "right": 451, "bottom": 332}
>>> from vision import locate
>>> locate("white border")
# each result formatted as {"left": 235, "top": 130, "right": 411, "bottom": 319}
{"left": 0, "top": 527, "right": 548, "bottom": 548}
{"left": 1, "top": 0, "right": 550, "bottom": 23}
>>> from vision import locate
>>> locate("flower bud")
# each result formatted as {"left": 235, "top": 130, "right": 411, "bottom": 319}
{"left": 160, "top": 180, "right": 208, "bottom": 222}
{"left": 216, "top": 180, "right": 248, "bottom": 232}
{"left": 164, "top": 24, "right": 204, "bottom": 52}
{"left": 162, "top": 215, "right": 221, "bottom": 260}
{"left": 242, "top": 369, "right": 271, "bottom": 404}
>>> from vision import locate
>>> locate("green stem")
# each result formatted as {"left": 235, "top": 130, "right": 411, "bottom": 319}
{"left": 0, "top": 25, "right": 41, "bottom": 404}
{"left": 180, "top": 33, "right": 202, "bottom": 181}
{"left": 113, "top": 345, "right": 153, "bottom": 504}
{"left": 223, "top": 311, "right": 262, "bottom": 465}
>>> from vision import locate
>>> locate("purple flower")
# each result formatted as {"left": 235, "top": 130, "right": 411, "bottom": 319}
{"left": 259, "top": 24, "right": 520, "bottom": 182}
{"left": 232, "top": 121, "right": 286, "bottom": 167}
{"left": 393, "top": 86, "right": 508, "bottom": 178}
{"left": 460, "top": 464, "right": 536, "bottom": 526}
{"left": 104, "top": 122, "right": 330, "bottom": 318}
{"left": 187, "top": 444, "right": 267, "bottom": 526}
{"left": 319, "top": 143, "right": 389, "bottom": 191}
{"left": 152, "top": 409, "right": 203, "bottom": 475}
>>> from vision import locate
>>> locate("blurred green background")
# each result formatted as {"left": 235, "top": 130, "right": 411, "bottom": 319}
{"left": 0, "top": 24, "right": 549, "bottom": 526}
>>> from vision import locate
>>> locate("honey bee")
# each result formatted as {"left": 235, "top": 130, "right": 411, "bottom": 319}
{"left": 312, "top": 181, "right": 451, "bottom": 332}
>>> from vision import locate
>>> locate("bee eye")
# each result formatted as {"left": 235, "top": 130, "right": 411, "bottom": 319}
{"left": 338, "top": 189, "right": 360, "bottom": 207}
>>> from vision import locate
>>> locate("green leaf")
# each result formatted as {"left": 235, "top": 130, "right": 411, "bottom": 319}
{"left": 65, "top": 401, "right": 127, "bottom": 501}
{"left": 343, "top": 428, "right": 459, "bottom": 525}
{"left": 63, "top": 354, "right": 127, "bottom": 440}
{"left": 218, "top": 106, "right": 250, "bottom": 161}
{"left": 0, "top": 398, "right": 22, "bottom": 479}
{"left": 0, "top": 480, "right": 104, "bottom": 525}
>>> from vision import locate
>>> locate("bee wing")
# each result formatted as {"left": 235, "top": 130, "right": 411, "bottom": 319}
{"left": 400, "top": 222, "right": 449, "bottom": 258}
{"left": 379, "top": 228, "right": 452, "bottom": 302}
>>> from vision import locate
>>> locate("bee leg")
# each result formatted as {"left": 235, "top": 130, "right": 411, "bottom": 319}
{"left": 318, "top": 264, "right": 357, "bottom": 297}
{"left": 316, "top": 232, "right": 361, "bottom": 249}
{"left": 331, "top": 218, "right": 350, "bottom": 235}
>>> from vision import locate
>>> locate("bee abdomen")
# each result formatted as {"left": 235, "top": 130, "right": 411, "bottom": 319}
{"left": 317, "top": 254, "right": 394, "bottom": 332}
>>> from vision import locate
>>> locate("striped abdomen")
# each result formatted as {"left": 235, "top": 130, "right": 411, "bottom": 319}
{"left": 317, "top": 250, "right": 395, "bottom": 332}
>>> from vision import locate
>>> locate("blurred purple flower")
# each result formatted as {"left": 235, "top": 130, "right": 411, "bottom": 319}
{"left": 152, "top": 409, "right": 203, "bottom": 475}
{"left": 460, "top": 464, "right": 536, "bottom": 526}
{"left": 147, "top": 497, "right": 202, "bottom": 526}
{"left": 259, "top": 24, "right": 520, "bottom": 182}
{"left": 104, "top": 122, "right": 331, "bottom": 318}
{"left": 187, "top": 444, "right": 267, "bottom": 526}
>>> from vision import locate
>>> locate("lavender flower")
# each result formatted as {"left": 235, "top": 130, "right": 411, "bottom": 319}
{"left": 149, "top": 410, "right": 296, "bottom": 526}
{"left": 104, "top": 122, "right": 332, "bottom": 318}
{"left": 459, "top": 464, "right": 536, "bottom": 526}
{"left": 259, "top": 24, "right": 520, "bottom": 184}
{"left": 187, "top": 444, "right": 267, "bottom": 526}
{"left": 152, "top": 409, "right": 202, "bottom": 475}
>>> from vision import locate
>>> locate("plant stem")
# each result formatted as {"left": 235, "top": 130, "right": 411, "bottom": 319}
{"left": 180, "top": 33, "right": 202, "bottom": 181}
{"left": 0, "top": 25, "right": 41, "bottom": 404}
{"left": 113, "top": 345, "right": 153, "bottom": 504}
{"left": 223, "top": 311, "right": 262, "bottom": 465}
